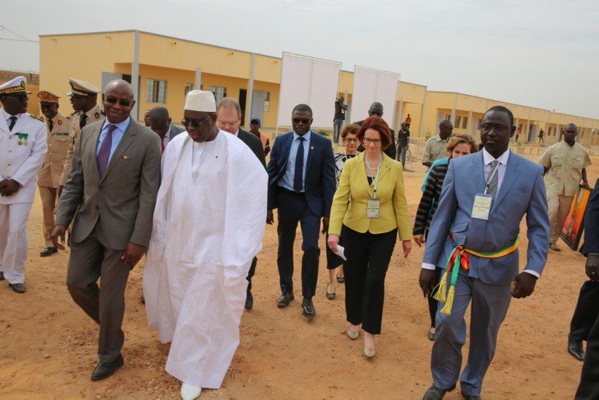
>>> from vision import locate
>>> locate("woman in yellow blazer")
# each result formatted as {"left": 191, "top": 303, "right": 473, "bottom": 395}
{"left": 328, "top": 116, "right": 412, "bottom": 358}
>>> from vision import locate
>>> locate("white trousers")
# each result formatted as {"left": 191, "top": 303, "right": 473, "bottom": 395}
{"left": 0, "top": 202, "right": 34, "bottom": 284}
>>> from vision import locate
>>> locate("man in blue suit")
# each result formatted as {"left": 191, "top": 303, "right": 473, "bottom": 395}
{"left": 419, "top": 106, "right": 550, "bottom": 400}
{"left": 266, "top": 104, "right": 336, "bottom": 318}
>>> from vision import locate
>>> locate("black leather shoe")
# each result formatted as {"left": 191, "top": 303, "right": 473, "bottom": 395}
{"left": 461, "top": 394, "right": 481, "bottom": 400}
{"left": 40, "top": 247, "right": 58, "bottom": 257}
{"left": 423, "top": 384, "right": 456, "bottom": 400}
{"left": 91, "top": 354, "right": 124, "bottom": 381}
{"left": 302, "top": 297, "right": 316, "bottom": 318}
{"left": 9, "top": 283, "right": 26, "bottom": 294}
{"left": 245, "top": 290, "right": 254, "bottom": 310}
{"left": 277, "top": 292, "right": 294, "bottom": 308}
{"left": 0, "top": 271, "right": 4, "bottom": 281}
{"left": 568, "top": 337, "right": 585, "bottom": 361}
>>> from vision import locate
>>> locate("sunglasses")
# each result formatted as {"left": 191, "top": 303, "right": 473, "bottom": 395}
{"left": 181, "top": 115, "right": 211, "bottom": 128}
{"left": 292, "top": 118, "right": 311, "bottom": 124}
{"left": 105, "top": 97, "right": 133, "bottom": 107}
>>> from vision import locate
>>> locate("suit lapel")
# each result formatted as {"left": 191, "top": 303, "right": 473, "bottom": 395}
{"left": 306, "top": 133, "right": 317, "bottom": 175}
{"left": 492, "top": 152, "right": 519, "bottom": 212}
{"left": 471, "top": 152, "right": 486, "bottom": 192}
{"left": 100, "top": 122, "right": 138, "bottom": 182}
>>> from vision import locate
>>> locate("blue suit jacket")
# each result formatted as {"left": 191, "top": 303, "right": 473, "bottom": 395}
{"left": 581, "top": 179, "right": 599, "bottom": 255}
{"left": 423, "top": 151, "right": 550, "bottom": 285}
{"left": 266, "top": 131, "right": 336, "bottom": 217}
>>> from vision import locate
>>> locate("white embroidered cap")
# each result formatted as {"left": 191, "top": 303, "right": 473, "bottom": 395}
{"left": 184, "top": 90, "right": 216, "bottom": 112}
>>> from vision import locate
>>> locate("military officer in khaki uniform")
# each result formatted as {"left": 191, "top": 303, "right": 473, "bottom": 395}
{"left": 59, "top": 78, "right": 104, "bottom": 193}
{"left": 37, "top": 90, "right": 71, "bottom": 257}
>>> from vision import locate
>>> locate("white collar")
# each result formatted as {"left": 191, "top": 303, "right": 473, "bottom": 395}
{"left": 483, "top": 148, "right": 510, "bottom": 166}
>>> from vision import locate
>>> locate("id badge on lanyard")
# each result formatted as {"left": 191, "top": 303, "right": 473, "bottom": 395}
{"left": 472, "top": 161, "right": 499, "bottom": 220}
{"left": 366, "top": 166, "right": 381, "bottom": 219}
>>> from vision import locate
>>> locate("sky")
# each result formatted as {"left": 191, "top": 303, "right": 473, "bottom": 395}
{"left": 1, "top": 0, "right": 598, "bottom": 118}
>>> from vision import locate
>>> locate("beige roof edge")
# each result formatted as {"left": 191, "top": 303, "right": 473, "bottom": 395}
{"left": 38, "top": 29, "right": 280, "bottom": 60}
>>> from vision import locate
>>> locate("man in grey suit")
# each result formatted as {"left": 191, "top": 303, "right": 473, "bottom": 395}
{"left": 216, "top": 97, "right": 265, "bottom": 311}
{"left": 419, "top": 106, "right": 550, "bottom": 400}
{"left": 52, "top": 80, "right": 161, "bottom": 381}
{"left": 148, "top": 106, "right": 185, "bottom": 153}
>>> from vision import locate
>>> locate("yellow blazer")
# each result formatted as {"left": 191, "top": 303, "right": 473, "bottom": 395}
{"left": 329, "top": 152, "right": 412, "bottom": 240}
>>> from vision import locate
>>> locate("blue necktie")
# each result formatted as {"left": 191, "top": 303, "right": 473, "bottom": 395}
{"left": 294, "top": 137, "right": 305, "bottom": 192}
{"left": 97, "top": 124, "right": 117, "bottom": 177}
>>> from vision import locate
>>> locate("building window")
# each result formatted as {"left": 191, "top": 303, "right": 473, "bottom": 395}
{"left": 210, "top": 86, "right": 227, "bottom": 103}
{"left": 462, "top": 117, "right": 468, "bottom": 129}
{"left": 184, "top": 83, "right": 194, "bottom": 96}
{"left": 455, "top": 116, "right": 461, "bottom": 129}
{"left": 147, "top": 79, "right": 167, "bottom": 103}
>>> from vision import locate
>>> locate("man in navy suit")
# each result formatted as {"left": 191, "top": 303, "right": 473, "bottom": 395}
{"left": 266, "top": 104, "right": 335, "bottom": 318}
{"left": 419, "top": 106, "right": 550, "bottom": 400}
{"left": 575, "top": 180, "right": 599, "bottom": 400}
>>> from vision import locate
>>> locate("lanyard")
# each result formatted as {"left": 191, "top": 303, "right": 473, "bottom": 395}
{"left": 484, "top": 161, "right": 500, "bottom": 195}
{"left": 365, "top": 155, "right": 383, "bottom": 199}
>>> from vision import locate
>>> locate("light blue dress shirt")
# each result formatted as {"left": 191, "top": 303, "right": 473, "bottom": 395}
{"left": 280, "top": 131, "right": 311, "bottom": 192}
{"left": 96, "top": 117, "right": 130, "bottom": 162}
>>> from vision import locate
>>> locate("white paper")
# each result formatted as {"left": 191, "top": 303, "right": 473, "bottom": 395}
{"left": 335, "top": 245, "right": 347, "bottom": 261}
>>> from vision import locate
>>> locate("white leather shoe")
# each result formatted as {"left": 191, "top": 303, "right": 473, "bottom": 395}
{"left": 180, "top": 382, "right": 202, "bottom": 400}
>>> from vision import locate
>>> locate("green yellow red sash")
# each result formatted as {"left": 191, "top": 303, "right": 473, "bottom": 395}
{"left": 433, "top": 238, "right": 519, "bottom": 315}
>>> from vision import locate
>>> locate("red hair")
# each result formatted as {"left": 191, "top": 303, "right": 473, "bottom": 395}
{"left": 357, "top": 116, "right": 392, "bottom": 149}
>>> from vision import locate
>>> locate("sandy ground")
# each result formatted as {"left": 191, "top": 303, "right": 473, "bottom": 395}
{"left": 1, "top": 148, "right": 598, "bottom": 400}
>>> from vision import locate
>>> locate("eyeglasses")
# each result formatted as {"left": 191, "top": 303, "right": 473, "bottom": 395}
{"left": 363, "top": 138, "right": 381, "bottom": 145}
{"left": 481, "top": 123, "right": 509, "bottom": 133}
{"left": 344, "top": 138, "right": 359, "bottom": 143}
{"left": 105, "top": 97, "right": 133, "bottom": 107}
{"left": 292, "top": 118, "right": 311, "bottom": 124}
{"left": 181, "top": 115, "right": 211, "bottom": 128}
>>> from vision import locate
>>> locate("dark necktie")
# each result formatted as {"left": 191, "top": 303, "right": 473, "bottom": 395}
{"left": 294, "top": 137, "right": 306, "bottom": 192}
{"left": 8, "top": 116, "right": 17, "bottom": 132}
{"left": 97, "top": 124, "right": 117, "bottom": 177}
{"left": 487, "top": 160, "right": 499, "bottom": 197}
{"left": 80, "top": 113, "right": 88, "bottom": 129}
{"left": 48, "top": 119, "right": 54, "bottom": 132}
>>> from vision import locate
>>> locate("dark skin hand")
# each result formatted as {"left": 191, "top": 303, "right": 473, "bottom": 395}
{"left": 266, "top": 210, "right": 274, "bottom": 225}
{"left": 51, "top": 224, "right": 145, "bottom": 268}
{"left": 0, "top": 179, "right": 21, "bottom": 197}
{"left": 510, "top": 272, "right": 537, "bottom": 298}
{"left": 586, "top": 254, "right": 599, "bottom": 282}
{"left": 419, "top": 269, "right": 438, "bottom": 298}
{"left": 321, "top": 217, "right": 329, "bottom": 234}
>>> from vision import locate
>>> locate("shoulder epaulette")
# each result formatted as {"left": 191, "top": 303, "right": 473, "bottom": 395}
{"left": 30, "top": 114, "right": 45, "bottom": 122}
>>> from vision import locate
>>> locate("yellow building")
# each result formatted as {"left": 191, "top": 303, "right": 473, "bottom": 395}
{"left": 38, "top": 30, "right": 598, "bottom": 147}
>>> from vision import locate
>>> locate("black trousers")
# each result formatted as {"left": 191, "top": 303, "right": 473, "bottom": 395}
{"left": 576, "top": 304, "right": 599, "bottom": 399}
{"left": 246, "top": 256, "right": 258, "bottom": 292}
{"left": 342, "top": 225, "right": 397, "bottom": 334}
{"left": 427, "top": 268, "right": 442, "bottom": 328}
{"left": 277, "top": 190, "right": 320, "bottom": 298}
{"left": 570, "top": 281, "right": 599, "bottom": 342}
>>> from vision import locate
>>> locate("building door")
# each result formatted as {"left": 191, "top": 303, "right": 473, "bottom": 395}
{"left": 239, "top": 89, "right": 247, "bottom": 126}
{"left": 251, "top": 90, "right": 268, "bottom": 126}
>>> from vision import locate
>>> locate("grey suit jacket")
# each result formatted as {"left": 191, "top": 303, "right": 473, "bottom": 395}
{"left": 56, "top": 118, "right": 162, "bottom": 250}
{"left": 168, "top": 124, "right": 185, "bottom": 140}
{"left": 423, "top": 151, "right": 550, "bottom": 285}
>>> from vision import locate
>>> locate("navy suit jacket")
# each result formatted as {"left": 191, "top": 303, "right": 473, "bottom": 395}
{"left": 581, "top": 179, "right": 599, "bottom": 255}
{"left": 238, "top": 128, "right": 266, "bottom": 168}
{"left": 423, "top": 151, "right": 550, "bottom": 285}
{"left": 266, "top": 131, "right": 336, "bottom": 217}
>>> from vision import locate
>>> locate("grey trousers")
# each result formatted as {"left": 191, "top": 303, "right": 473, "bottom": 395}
{"left": 431, "top": 273, "right": 511, "bottom": 396}
{"left": 66, "top": 220, "right": 131, "bottom": 363}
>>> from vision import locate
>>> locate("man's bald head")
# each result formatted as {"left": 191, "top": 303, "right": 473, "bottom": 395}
{"left": 149, "top": 106, "right": 172, "bottom": 137}
{"left": 103, "top": 79, "right": 136, "bottom": 124}
{"left": 368, "top": 102, "right": 384, "bottom": 117}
